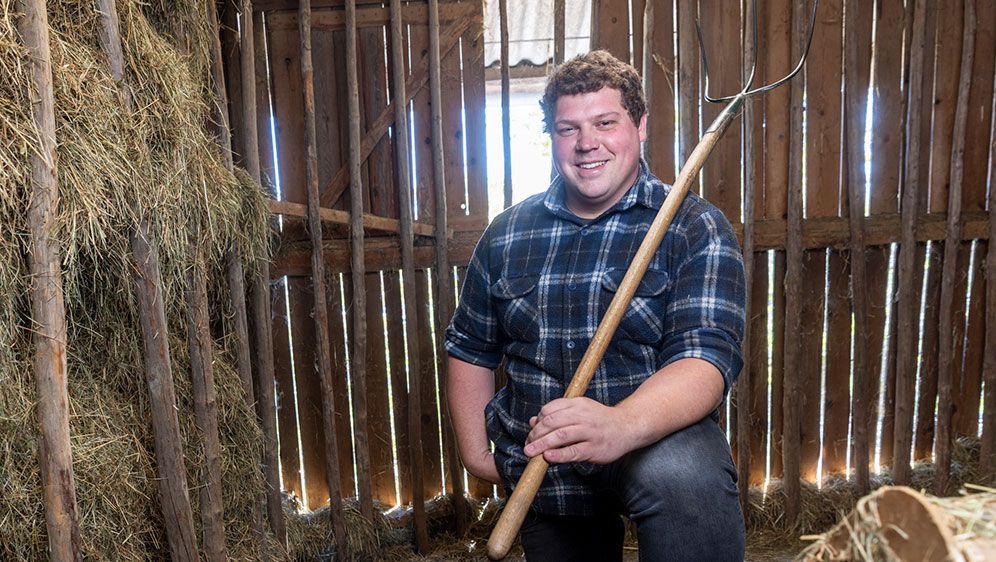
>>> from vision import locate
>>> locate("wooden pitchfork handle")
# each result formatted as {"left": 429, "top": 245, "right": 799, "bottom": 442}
{"left": 486, "top": 94, "right": 746, "bottom": 561}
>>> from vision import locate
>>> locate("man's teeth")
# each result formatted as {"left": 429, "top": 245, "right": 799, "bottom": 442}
{"left": 579, "top": 161, "right": 606, "bottom": 169}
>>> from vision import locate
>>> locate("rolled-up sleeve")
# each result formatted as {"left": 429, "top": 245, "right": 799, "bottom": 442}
{"left": 444, "top": 229, "right": 502, "bottom": 369}
{"left": 657, "top": 207, "right": 746, "bottom": 397}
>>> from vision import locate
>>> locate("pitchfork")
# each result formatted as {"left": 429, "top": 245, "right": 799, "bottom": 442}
{"left": 486, "top": 1, "right": 821, "bottom": 559}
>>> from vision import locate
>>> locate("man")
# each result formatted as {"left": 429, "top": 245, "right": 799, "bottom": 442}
{"left": 445, "top": 50, "right": 746, "bottom": 561}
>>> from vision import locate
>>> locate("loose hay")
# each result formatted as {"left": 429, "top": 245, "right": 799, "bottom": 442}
{"left": 0, "top": 0, "right": 278, "bottom": 559}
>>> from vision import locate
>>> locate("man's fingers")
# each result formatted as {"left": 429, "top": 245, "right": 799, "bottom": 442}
{"left": 524, "top": 424, "right": 585, "bottom": 457}
{"left": 544, "top": 443, "right": 585, "bottom": 464}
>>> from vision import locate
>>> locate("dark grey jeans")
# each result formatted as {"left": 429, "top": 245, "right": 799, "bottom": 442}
{"left": 518, "top": 417, "right": 745, "bottom": 562}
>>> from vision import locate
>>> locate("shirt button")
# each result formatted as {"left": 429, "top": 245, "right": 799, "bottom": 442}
{"left": 580, "top": 229, "right": 590, "bottom": 236}
{"left": 568, "top": 282, "right": 577, "bottom": 290}
{"left": 566, "top": 341, "right": 576, "bottom": 349}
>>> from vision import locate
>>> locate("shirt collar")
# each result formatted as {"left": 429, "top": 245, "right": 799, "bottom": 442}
{"left": 543, "top": 159, "right": 668, "bottom": 223}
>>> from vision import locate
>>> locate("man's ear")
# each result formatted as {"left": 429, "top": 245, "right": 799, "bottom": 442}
{"left": 638, "top": 113, "right": 648, "bottom": 142}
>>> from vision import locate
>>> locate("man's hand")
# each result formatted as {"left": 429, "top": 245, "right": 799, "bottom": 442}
{"left": 523, "top": 397, "right": 636, "bottom": 464}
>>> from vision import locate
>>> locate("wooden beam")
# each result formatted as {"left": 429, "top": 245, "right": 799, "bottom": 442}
{"left": 95, "top": 2, "right": 200, "bottom": 559}
{"left": 554, "top": 0, "right": 565, "bottom": 65}
{"left": 344, "top": 0, "right": 375, "bottom": 524}
{"left": 781, "top": 0, "right": 807, "bottom": 525}
{"left": 389, "top": 0, "right": 429, "bottom": 551}
{"left": 933, "top": 0, "right": 975, "bottom": 496}
{"left": 843, "top": 0, "right": 873, "bottom": 494}
{"left": 298, "top": 1, "right": 349, "bottom": 555}
{"left": 981, "top": 62, "right": 996, "bottom": 479}
{"left": 316, "top": 9, "right": 475, "bottom": 208}
{"left": 255, "top": 0, "right": 407, "bottom": 13}
{"left": 428, "top": 0, "right": 468, "bottom": 536}
{"left": 265, "top": 1, "right": 474, "bottom": 30}
{"left": 499, "top": 0, "right": 512, "bottom": 209}
{"left": 268, "top": 199, "right": 434, "bottom": 236}
{"left": 19, "top": 1, "right": 83, "bottom": 559}
{"left": 241, "top": 1, "right": 287, "bottom": 546}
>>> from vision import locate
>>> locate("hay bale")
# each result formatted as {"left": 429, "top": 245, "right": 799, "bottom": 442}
{"left": 0, "top": 0, "right": 278, "bottom": 559}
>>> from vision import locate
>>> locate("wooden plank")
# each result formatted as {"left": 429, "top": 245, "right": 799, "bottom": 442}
{"left": 781, "top": 0, "right": 808, "bottom": 523}
{"left": 312, "top": 27, "right": 346, "bottom": 197}
{"left": 675, "top": 0, "right": 699, "bottom": 168}
{"left": 926, "top": 0, "right": 965, "bottom": 215}
{"left": 499, "top": 0, "right": 511, "bottom": 210}
{"left": 961, "top": 2, "right": 995, "bottom": 213}
{"left": 345, "top": 0, "right": 375, "bottom": 522}
{"left": 644, "top": 0, "right": 675, "bottom": 181}
{"left": 631, "top": 0, "right": 645, "bottom": 75}
{"left": 805, "top": 0, "right": 844, "bottom": 218}
{"left": 934, "top": 0, "right": 976, "bottom": 495}
{"left": 747, "top": 255, "right": 769, "bottom": 487}
{"left": 821, "top": 252, "right": 852, "bottom": 476}
{"left": 461, "top": 5, "right": 488, "bottom": 221}
{"left": 409, "top": 21, "right": 436, "bottom": 223}
{"left": 364, "top": 272, "right": 397, "bottom": 506}
{"left": 428, "top": 0, "right": 467, "bottom": 532}
{"left": 842, "top": 0, "right": 874, "bottom": 492}
{"left": 268, "top": 25, "right": 306, "bottom": 204}
{"left": 591, "top": 0, "right": 631, "bottom": 63}
{"left": 383, "top": 271, "right": 413, "bottom": 507}
{"left": 868, "top": 0, "right": 904, "bottom": 217}
{"left": 982, "top": 98, "right": 996, "bottom": 476}
{"left": 440, "top": 23, "right": 468, "bottom": 219}
{"left": 415, "top": 269, "right": 445, "bottom": 500}
{"left": 892, "top": 0, "right": 933, "bottom": 486}
{"left": 286, "top": 278, "right": 328, "bottom": 510}
{"left": 327, "top": 272, "right": 357, "bottom": 499}
{"left": 770, "top": 252, "right": 786, "bottom": 481}
{"left": 359, "top": 25, "right": 396, "bottom": 218}
{"left": 760, "top": 0, "right": 791, "bottom": 221}
{"left": 220, "top": 1, "right": 244, "bottom": 166}
{"left": 271, "top": 279, "right": 303, "bottom": 501}
{"left": 798, "top": 250, "right": 826, "bottom": 483}
{"left": 250, "top": 9, "right": 287, "bottom": 544}
{"left": 20, "top": 1, "right": 82, "bottom": 558}
{"left": 953, "top": 242, "right": 985, "bottom": 438}
{"left": 390, "top": 0, "right": 429, "bottom": 548}
{"left": 269, "top": 200, "right": 434, "bottom": 236}
{"left": 265, "top": 2, "right": 473, "bottom": 30}
{"left": 698, "top": 0, "right": 742, "bottom": 219}
{"left": 914, "top": 242, "right": 942, "bottom": 461}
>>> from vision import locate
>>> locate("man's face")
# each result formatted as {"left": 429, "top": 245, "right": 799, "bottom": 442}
{"left": 550, "top": 87, "right": 647, "bottom": 218}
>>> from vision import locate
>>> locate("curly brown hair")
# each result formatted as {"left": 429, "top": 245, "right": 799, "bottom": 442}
{"left": 539, "top": 50, "right": 646, "bottom": 133}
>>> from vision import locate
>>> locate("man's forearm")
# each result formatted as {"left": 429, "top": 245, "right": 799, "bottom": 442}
{"left": 446, "top": 356, "right": 500, "bottom": 483}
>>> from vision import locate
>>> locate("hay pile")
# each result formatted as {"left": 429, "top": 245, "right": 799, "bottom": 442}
{"left": 0, "top": 0, "right": 278, "bottom": 559}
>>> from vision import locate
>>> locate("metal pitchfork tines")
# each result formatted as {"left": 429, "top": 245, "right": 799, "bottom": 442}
{"left": 486, "top": 1, "right": 821, "bottom": 559}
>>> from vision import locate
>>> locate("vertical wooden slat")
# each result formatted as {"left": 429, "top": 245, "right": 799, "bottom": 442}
{"left": 345, "top": 0, "right": 375, "bottom": 523}
{"left": 961, "top": 1, "right": 995, "bottom": 214}
{"left": 327, "top": 274, "right": 357, "bottom": 498}
{"left": 246, "top": 8, "right": 287, "bottom": 545}
{"left": 981, "top": 75, "right": 996, "bottom": 476}
{"left": 19, "top": 1, "right": 83, "bottom": 559}
{"left": 271, "top": 282, "right": 302, "bottom": 501}
{"left": 390, "top": 0, "right": 429, "bottom": 551}
{"left": 591, "top": 0, "right": 631, "bottom": 63}
{"left": 822, "top": 253, "right": 852, "bottom": 476}
{"left": 798, "top": 251, "right": 826, "bottom": 483}
{"left": 747, "top": 256, "right": 769, "bottom": 487}
{"left": 462, "top": 8, "right": 488, "bottom": 223}
{"left": 384, "top": 271, "right": 414, "bottom": 507}
{"left": 842, "top": 0, "right": 874, "bottom": 490}
{"left": 441, "top": 27, "right": 468, "bottom": 219}
{"left": 499, "top": 0, "right": 512, "bottom": 210}
{"left": 698, "top": 0, "right": 741, "bottom": 220}
{"left": 554, "top": 0, "right": 565, "bottom": 65}
{"left": 428, "top": 0, "right": 468, "bottom": 535}
{"left": 365, "top": 272, "right": 396, "bottom": 506}
{"left": 770, "top": 252, "right": 786, "bottom": 482}
{"left": 954, "top": 242, "right": 986, "bottom": 438}
{"left": 415, "top": 269, "right": 445, "bottom": 498}
{"left": 95, "top": 3, "right": 200, "bottom": 558}
{"left": 408, "top": 22, "right": 436, "bottom": 224}
{"left": 933, "top": 0, "right": 975, "bottom": 496}
{"left": 676, "top": 0, "right": 699, "bottom": 168}
{"left": 926, "top": 0, "right": 965, "bottom": 215}
{"left": 892, "top": 0, "right": 932, "bottom": 488}
{"left": 631, "top": 0, "right": 645, "bottom": 74}
{"left": 644, "top": 0, "right": 676, "bottom": 181}
{"left": 221, "top": 2, "right": 244, "bottom": 165}
{"left": 781, "top": 0, "right": 807, "bottom": 522}
{"left": 914, "top": 242, "right": 942, "bottom": 461}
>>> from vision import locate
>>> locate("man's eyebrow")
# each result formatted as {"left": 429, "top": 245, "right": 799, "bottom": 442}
{"left": 554, "top": 111, "right": 623, "bottom": 126}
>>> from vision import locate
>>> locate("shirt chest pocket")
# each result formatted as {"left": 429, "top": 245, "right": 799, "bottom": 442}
{"left": 490, "top": 275, "right": 541, "bottom": 343}
{"left": 599, "top": 268, "right": 670, "bottom": 345}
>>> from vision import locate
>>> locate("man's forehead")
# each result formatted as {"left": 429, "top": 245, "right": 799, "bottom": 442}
{"left": 553, "top": 87, "right": 626, "bottom": 120}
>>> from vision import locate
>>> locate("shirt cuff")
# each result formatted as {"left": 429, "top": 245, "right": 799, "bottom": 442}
{"left": 444, "top": 331, "right": 502, "bottom": 369}
{"left": 657, "top": 328, "right": 744, "bottom": 398}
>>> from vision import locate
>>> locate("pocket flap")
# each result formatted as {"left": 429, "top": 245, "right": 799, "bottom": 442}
{"left": 600, "top": 268, "right": 669, "bottom": 297}
{"left": 490, "top": 275, "right": 538, "bottom": 300}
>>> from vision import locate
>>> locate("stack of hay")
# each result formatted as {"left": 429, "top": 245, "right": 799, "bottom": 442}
{"left": 0, "top": 0, "right": 279, "bottom": 558}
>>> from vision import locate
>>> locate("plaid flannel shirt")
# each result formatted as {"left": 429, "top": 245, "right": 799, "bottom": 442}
{"left": 444, "top": 161, "right": 746, "bottom": 516}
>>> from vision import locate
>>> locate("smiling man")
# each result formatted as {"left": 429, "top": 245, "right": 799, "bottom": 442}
{"left": 445, "top": 51, "right": 747, "bottom": 561}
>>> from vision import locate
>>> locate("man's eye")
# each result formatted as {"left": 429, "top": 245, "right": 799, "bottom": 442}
{"left": 598, "top": 120, "right": 616, "bottom": 128}
{"left": 557, "top": 127, "right": 576, "bottom": 135}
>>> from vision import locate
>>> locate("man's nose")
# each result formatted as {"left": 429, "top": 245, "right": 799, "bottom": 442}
{"left": 575, "top": 127, "right": 599, "bottom": 151}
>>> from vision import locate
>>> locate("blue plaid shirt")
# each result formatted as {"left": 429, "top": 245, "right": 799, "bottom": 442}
{"left": 445, "top": 161, "right": 746, "bottom": 516}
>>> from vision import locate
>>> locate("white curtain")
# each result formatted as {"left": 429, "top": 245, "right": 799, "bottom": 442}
{"left": 482, "top": 0, "right": 594, "bottom": 67}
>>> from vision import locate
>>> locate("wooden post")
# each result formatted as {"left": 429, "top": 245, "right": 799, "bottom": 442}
{"left": 843, "top": 0, "right": 873, "bottom": 494}
{"left": 237, "top": 1, "right": 287, "bottom": 546}
{"left": 933, "top": 0, "right": 975, "bottom": 496}
{"left": 554, "top": 0, "right": 565, "bottom": 65}
{"left": 735, "top": 2, "right": 755, "bottom": 512}
{"left": 95, "top": 2, "right": 200, "bottom": 559}
{"left": 676, "top": 1, "right": 699, "bottom": 168}
{"left": 781, "top": 0, "right": 807, "bottom": 526}
{"left": 298, "top": 1, "right": 349, "bottom": 555}
{"left": 641, "top": 0, "right": 653, "bottom": 156}
{"left": 389, "top": 0, "right": 430, "bottom": 552}
{"left": 428, "top": 0, "right": 469, "bottom": 536}
{"left": 982, "top": 62, "right": 996, "bottom": 478}
{"left": 18, "top": 1, "right": 83, "bottom": 559}
{"left": 499, "top": 0, "right": 512, "bottom": 209}
{"left": 344, "top": 0, "right": 375, "bottom": 523}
